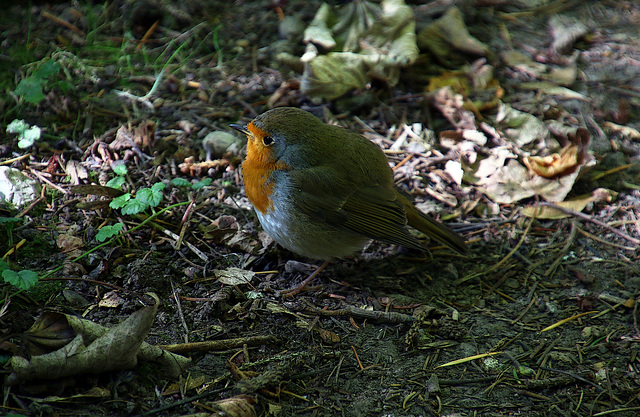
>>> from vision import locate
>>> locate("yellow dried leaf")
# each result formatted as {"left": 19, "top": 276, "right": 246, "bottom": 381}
{"left": 524, "top": 143, "right": 579, "bottom": 178}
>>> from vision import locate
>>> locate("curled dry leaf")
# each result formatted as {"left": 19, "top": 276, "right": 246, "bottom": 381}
{"left": 65, "top": 160, "right": 88, "bottom": 185}
{"left": 475, "top": 147, "right": 517, "bottom": 181}
{"left": 603, "top": 121, "right": 640, "bottom": 140}
{"left": 477, "top": 127, "right": 594, "bottom": 204}
{"left": 523, "top": 127, "right": 591, "bottom": 178}
{"left": 548, "top": 15, "right": 589, "bottom": 55}
{"left": 204, "top": 215, "right": 266, "bottom": 255}
{"left": 301, "top": 52, "right": 369, "bottom": 101}
{"left": 106, "top": 122, "right": 154, "bottom": 163}
{"left": 208, "top": 395, "right": 257, "bottom": 417}
{"left": 295, "top": 0, "right": 418, "bottom": 101}
{"left": 203, "top": 215, "right": 240, "bottom": 243}
{"left": 9, "top": 300, "right": 167, "bottom": 384}
{"left": 21, "top": 312, "right": 76, "bottom": 357}
{"left": 417, "top": 7, "right": 488, "bottom": 61}
{"left": 523, "top": 146, "right": 579, "bottom": 178}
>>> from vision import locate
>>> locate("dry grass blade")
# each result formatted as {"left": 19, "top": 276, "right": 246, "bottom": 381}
{"left": 435, "top": 352, "right": 502, "bottom": 369}
{"left": 540, "top": 311, "right": 599, "bottom": 333}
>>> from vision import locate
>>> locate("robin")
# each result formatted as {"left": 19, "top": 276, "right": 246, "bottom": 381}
{"left": 232, "top": 107, "right": 467, "bottom": 295}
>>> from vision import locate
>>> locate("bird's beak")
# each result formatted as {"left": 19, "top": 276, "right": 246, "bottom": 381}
{"left": 230, "top": 123, "right": 249, "bottom": 136}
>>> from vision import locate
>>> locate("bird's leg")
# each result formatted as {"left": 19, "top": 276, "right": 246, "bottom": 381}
{"left": 281, "top": 260, "right": 330, "bottom": 298}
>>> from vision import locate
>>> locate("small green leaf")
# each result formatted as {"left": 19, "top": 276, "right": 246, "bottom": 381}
{"left": 106, "top": 176, "right": 126, "bottom": 189}
{"left": 151, "top": 182, "right": 166, "bottom": 192}
{"left": 34, "top": 60, "right": 60, "bottom": 80}
{"left": 96, "top": 223, "right": 124, "bottom": 242}
{"left": 6, "top": 120, "right": 29, "bottom": 134}
{"left": 113, "top": 164, "right": 128, "bottom": 176}
{"left": 192, "top": 177, "right": 212, "bottom": 190}
{"left": 14, "top": 77, "right": 46, "bottom": 104}
{"left": 0, "top": 259, "right": 10, "bottom": 273}
{"left": 136, "top": 188, "right": 153, "bottom": 205}
{"left": 137, "top": 185, "right": 163, "bottom": 208}
{"left": 17, "top": 126, "right": 42, "bottom": 148}
{"left": 171, "top": 178, "right": 192, "bottom": 187}
{"left": 3, "top": 269, "right": 40, "bottom": 290}
{"left": 110, "top": 193, "right": 131, "bottom": 209}
{"left": 121, "top": 199, "right": 147, "bottom": 215}
{"left": 57, "top": 80, "right": 74, "bottom": 94}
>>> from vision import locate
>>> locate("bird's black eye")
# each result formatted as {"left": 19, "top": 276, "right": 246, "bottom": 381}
{"left": 262, "top": 135, "right": 274, "bottom": 146}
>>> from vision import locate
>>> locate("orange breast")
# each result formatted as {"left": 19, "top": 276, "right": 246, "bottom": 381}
{"left": 242, "top": 122, "right": 290, "bottom": 214}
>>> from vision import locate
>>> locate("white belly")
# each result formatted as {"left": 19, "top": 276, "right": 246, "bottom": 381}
{"left": 256, "top": 204, "right": 368, "bottom": 260}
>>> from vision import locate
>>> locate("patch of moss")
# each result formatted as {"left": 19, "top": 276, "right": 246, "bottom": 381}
{"left": 26, "top": 279, "right": 65, "bottom": 303}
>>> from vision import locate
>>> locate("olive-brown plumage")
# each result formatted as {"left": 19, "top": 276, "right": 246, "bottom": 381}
{"left": 232, "top": 107, "right": 467, "bottom": 261}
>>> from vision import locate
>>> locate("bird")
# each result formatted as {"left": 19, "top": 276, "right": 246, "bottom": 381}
{"left": 231, "top": 107, "right": 467, "bottom": 295}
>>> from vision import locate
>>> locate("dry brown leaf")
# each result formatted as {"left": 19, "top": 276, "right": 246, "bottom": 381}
{"left": 98, "top": 290, "right": 125, "bottom": 308}
{"left": 65, "top": 160, "right": 88, "bottom": 185}
{"left": 549, "top": 15, "right": 589, "bottom": 54}
{"left": 430, "top": 86, "right": 476, "bottom": 131}
{"left": 9, "top": 301, "right": 161, "bottom": 384}
{"left": 524, "top": 143, "right": 578, "bottom": 178}
{"left": 521, "top": 188, "right": 617, "bottom": 219}
{"left": 56, "top": 233, "right": 84, "bottom": 258}
{"left": 603, "top": 121, "right": 640, "bottom": 140}
{"left": 21, "top": 312, "right": 76, "bottom": 357}
{"left": 203, "top": 215, "right": 240, "bottom": 243}
{"left": 474, "top": 147, "right": 518, "bottom": 181}
{"left": 519, "top": 82, "right": 588, "bottom": 101}
{"left": 496, "top": 103, "right": 549, "bottom": 147}
{"left": 208, "top": 395, "right": 257, "bottom": 417}
{"left": 501, "top": 50, "right": 547, "bottom": 78}
{"left": 444, "top": 160, "right": 463, "bottom": 185}
{"left": 298, "top": 0, "right": 418, "bottom": 101}
{"left": 523, "top": 127, "right": 592, "bottom": 178}
{"left": 479, "top": 159, "right": 535, "bottom": 204}
{"left": 417, "top": 6, "right": 488, "bottom": 60}
{"left": 215, "top": 267, "right": 255, "bottom": 286}
{"left": 133, "top": 120, "right": 156, "bottom": 148}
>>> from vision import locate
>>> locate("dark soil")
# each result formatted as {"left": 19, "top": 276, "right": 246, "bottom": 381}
{"left": 1, "top": 1, "right": 639, "bottom": 416}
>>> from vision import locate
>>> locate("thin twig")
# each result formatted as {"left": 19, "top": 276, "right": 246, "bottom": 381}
{"left": 545, "top": 221, "right": 577, "bottom": 277}
{"left": 488, "top": 216, "right": 534, "bottom": 275}
{"left": 575, "top": 225, "right": 637, "bottom": 251}
{"left": 540, "top": 202, "right": 640, "bottom": 246}
{"left": 26, "top": 167, "right": 68, "bottom": 195}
